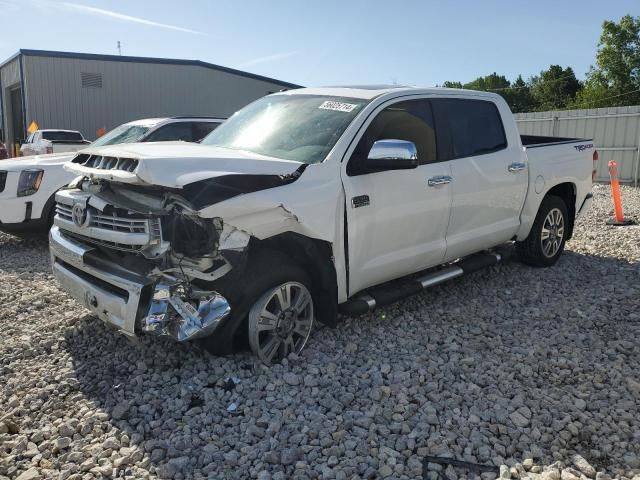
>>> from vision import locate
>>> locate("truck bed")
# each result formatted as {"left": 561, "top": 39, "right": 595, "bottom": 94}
{"left": 48, "top": 139, "right": 91, "bottom": 145}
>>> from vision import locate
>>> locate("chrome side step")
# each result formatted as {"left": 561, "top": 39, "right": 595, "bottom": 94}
{"left": 339, "top": 251, "right": 503, "bottom": 316}
{"left": 417, "top": 266, "right": 463, "bottom": 289}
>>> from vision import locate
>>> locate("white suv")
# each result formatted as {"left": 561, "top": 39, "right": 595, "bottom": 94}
{"left": 0, "top": 117, "right": 224, "bottom": 234}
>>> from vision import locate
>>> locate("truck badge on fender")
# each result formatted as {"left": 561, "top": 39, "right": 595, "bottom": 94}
{"left": 351, "top": 195, "right": 370, "bottom": 208}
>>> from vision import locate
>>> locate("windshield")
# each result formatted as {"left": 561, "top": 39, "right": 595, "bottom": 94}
{"left": 201, "top": 95, "right": 367, "bottom": 164}
{"left": 91, "top": 124, "right": 151, "bottom": 148}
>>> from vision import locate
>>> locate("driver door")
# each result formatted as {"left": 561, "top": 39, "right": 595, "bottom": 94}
{"left": 341, "top": 98, "right": 452, "bottom": 294}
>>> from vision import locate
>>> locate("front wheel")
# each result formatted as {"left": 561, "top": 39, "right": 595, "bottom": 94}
{"left": 248, "top": 280, "right": 314, "bottom": 365}
{"left": 516, "top": 195, "right": 569, "bottom": 267}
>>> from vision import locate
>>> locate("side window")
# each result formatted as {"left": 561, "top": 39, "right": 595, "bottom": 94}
{"left": 432, "top": 99, "right": 507, "bottom": 160}
{"left": 192, "top": 122, "right": 220, "bottom": 142}
{"left": 145, "top": 123, "right": 193, "bottom": 142}
{"left": 348, "top": 99, "right": 437, "bottom": 175}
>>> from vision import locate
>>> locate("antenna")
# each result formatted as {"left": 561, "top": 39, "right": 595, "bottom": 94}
{"left": 117, "top": 41, "right": 121, "bottom": 56}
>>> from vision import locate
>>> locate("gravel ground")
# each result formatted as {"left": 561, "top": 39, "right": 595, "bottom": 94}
{"left": 1, "top": 183, "right": 639, "bottom": 480}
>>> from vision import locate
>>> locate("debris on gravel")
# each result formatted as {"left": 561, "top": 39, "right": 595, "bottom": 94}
{"left": 1, "top": 184, "right": 639, "bottom": 479}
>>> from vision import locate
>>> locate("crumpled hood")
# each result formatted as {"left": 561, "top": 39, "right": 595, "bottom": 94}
{"left": 63, "top": 142, "right": 304, "bottom": 188}
{"left": 0, "top": 152, "right": 75, "bottom": 171}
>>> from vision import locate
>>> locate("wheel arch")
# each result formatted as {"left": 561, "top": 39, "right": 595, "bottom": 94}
{"left": 517, "top": 180, "right": 577, "bottom": 241}
{"left": 250, "top": 232, "right": 339, "bottom": 328}
{"left": 201, "top": 232, "right": 339, "bottom": 355}
{"left": 41, "top": 188, "right": 62, "bottom": 224}
{"left": 544, "top": 182, "right": 577, "bottom": 240}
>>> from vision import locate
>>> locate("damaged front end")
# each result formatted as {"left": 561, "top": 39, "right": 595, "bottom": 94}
{"left": 50, "top": 177, "right": 244, "bottom": 342}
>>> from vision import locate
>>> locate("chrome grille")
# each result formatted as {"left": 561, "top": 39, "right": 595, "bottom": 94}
{"left": 56, "top": 203, "right": 148, "bottom": 233}
{"left": 91, "top": 213, "right": 147, "bottom": 233}
{"left": 54, "top": 189, "right": 169, "bottom": 258}
{"left": 66, "top": 232, "right": 146, "bottom": 254}
{"left": 149, "top": 218, "right": 162, "bottom": 238}
{"left": 72, "top": 154, "right": 138, "bottom": 172}
{"left": 56, "top": 203, "right": 73, "bottom": 221}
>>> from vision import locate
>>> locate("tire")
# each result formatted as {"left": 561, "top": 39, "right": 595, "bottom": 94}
{"left": 201, "top": 251, "right": 316, "bottom": 364}
{"left": 41, "top": 191, "right": 59, "bottom": 231}
{"left": 516, "top": 195, "right": 569, "bottom": 267}
{"left": 45, "top": 202, "right": 57, "bottom": 230}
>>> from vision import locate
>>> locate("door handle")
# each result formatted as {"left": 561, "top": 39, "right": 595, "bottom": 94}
{"left": 427, "top": 175, "right": 452, "bottom": 186}
{"left": 508, "top": 162, "right": 527, "bottom": 173}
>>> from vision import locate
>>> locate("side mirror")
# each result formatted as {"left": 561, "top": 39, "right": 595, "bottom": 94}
{"left": 366, "top": 139, "right": 418, "bottom": 170}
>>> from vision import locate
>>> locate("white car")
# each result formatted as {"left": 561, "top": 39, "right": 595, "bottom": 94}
{"left": 20, "top": 129, "right": 90, "bottom": 157}
{"left": 0, "top": 117, "right": 224, "bottom": 233}
{"left": 49, "top": 86, "right": 596, "bottom": 364}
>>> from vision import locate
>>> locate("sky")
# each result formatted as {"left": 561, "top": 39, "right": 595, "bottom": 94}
{"left": 0, "top": 0, "right": 636, "bottom": 87}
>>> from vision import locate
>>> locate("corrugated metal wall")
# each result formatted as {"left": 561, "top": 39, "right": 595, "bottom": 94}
{"left": 515, "top": 106, "right": 640, "bottom": 184}
{"left": 0, "top": 56, "right": 23, "bottom": 148}
{"left": 22, "top": 55, "right": 291, "bottom": 141}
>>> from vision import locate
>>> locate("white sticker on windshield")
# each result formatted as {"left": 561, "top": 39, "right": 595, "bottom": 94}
{"left": 319, "top": 101, "right": 358, "bottom": 113}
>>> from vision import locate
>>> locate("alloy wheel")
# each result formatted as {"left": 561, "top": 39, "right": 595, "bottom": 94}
{"left": 541, "top": 207, "right": 565, "bottom": 258}
{"left": 248, "top": 281, "right": 314, "bottom": 364}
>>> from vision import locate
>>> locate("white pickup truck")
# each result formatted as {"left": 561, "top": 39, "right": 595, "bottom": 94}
{"left": 20, "top": 129, "right": 91, "bottom": 157}
{"left": 49, "top": 86, "right": 596, "bottom": 364}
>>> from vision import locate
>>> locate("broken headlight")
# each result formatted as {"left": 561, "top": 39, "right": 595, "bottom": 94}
{"left": 163, "top": 215, "right": 220, "bottom": 257}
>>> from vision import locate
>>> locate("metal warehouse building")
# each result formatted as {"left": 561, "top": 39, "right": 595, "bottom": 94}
{"left": 0, "top": 49, "right": 299, "bottom": 156}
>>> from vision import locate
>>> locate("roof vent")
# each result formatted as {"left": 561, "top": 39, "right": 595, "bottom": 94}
{"left": 81, "top": 72, "right": 102, "bottom": 89}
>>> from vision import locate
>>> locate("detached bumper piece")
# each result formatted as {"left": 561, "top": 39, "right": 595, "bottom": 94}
{"left": 49, "top": 225, "right": 230, "bottom": 342}
{"left": 143, "top": 283, "right": 230, "bottom": 341}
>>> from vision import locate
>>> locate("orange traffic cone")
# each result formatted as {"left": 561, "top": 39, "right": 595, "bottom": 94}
{"left": 606, "top": 160, "right": 634, "bottom": 226}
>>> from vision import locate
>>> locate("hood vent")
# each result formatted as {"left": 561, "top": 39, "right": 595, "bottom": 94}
{"left": 72, "top": 154, "right": 138, "bottom": 172}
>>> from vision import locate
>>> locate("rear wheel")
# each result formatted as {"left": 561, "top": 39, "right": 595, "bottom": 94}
{"left": 516, "top": 195, "right": 568, "bottom": 267}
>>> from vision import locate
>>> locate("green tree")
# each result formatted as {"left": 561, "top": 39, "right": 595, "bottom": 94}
{"left": 464, "top": 72, "right": 510, "bottom": 91}
{"left": 572, "top": 15, "right": 640, "bottom": 108}
{"left": 505, "top": 75, "right": 537, "bottom": 113}
{"left": 441, "top": 73, "right": 538, "bottom": 112}
{"left": 530, "top": 65, "right": 581, "bottom": 110}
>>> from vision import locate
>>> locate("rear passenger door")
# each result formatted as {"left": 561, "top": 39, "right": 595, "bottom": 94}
{"left": 432, "top": 98, "right": 528, "bottom": 261}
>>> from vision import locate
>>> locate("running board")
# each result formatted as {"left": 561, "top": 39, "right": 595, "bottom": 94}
{"left": 339, "top": 251, "right": 503, "bottom": 316}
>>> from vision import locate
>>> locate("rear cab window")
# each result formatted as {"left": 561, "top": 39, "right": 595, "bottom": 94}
{"left": 432, "top": 98, "right": 507, "bottom": 161}
{"left": 42, "top": 131, "right": 84, "bottom": 142}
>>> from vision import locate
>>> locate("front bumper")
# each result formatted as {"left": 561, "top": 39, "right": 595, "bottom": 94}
{"left": 49, "top": 226, "right": 230, "bottom": 340}
{"left": 0, "top": 192, "right": 42, "bottom": 226}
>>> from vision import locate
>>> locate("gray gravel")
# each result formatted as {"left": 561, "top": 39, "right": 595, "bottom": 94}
{"left": 1, "top": 183, "right": 639, "bottom": 480}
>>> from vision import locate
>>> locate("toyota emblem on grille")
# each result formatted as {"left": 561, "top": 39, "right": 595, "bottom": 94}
{"left": 71, "top": 204, "right": 88, "bottom": 227}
